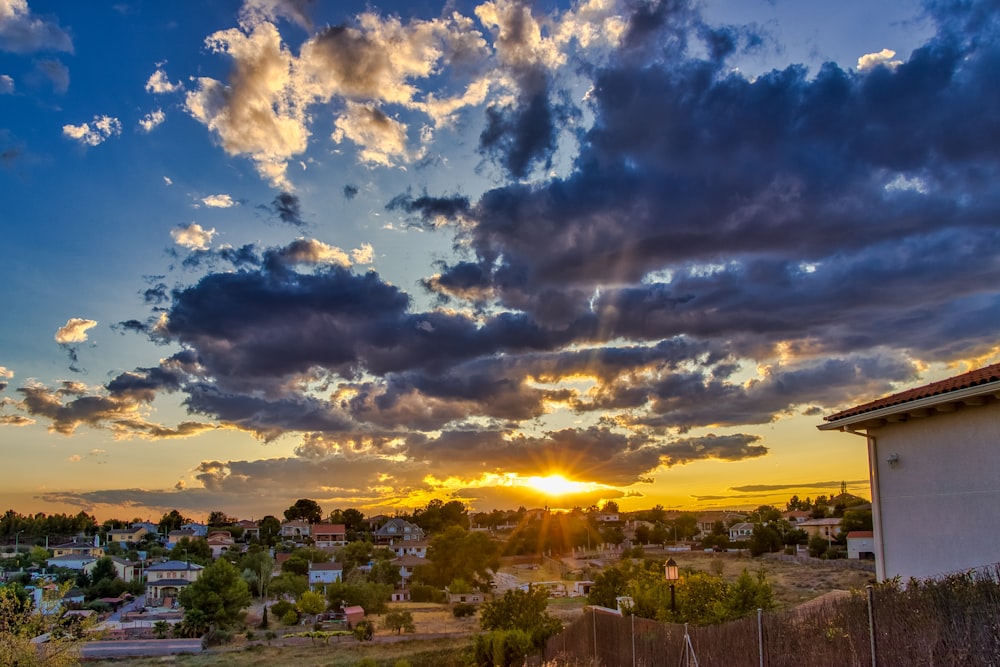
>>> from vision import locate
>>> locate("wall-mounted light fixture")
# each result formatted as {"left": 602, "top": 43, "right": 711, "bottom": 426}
{"left": 887, "top": 453, "right": 900, "bottom": 468}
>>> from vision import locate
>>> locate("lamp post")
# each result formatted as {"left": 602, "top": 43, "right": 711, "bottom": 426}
{"left": 664, "top": 557, "right": 679, "bottom": 614}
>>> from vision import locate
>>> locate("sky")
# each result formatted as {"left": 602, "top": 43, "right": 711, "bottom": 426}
{"left": 1, "top": 0, "right": 998, "bottom": 523}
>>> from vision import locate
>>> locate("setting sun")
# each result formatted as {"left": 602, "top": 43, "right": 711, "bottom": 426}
{"left": 523, "top": 474, "right": 589, "bottom": 496}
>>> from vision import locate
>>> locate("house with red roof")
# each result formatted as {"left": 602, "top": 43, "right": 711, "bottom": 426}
{"left": 819, "top": 362, "right": 1000, "bottom": 581}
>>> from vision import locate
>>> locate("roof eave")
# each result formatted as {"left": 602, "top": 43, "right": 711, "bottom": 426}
{"left": 818, "top": 381, "right": 1000, "bottom": 432}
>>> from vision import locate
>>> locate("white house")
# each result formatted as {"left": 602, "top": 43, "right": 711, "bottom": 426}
{"left": 847, "top": 531, "right": 876, "bottom": 560}
{"left": 819, "top": 362, "right": 1000, "bottom": 581}
{"left": 728, "top": 522, "right": 754, "bottom": 542}
{"left": 307, "top": 561, "right": 343, "bottom": 589}
{"left": 145, "top": 560, "right": 204, "bottom": 603}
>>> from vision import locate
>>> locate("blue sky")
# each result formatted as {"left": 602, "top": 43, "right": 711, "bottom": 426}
{"left": 1, "top": 0, "right": 995, "bottom": 522}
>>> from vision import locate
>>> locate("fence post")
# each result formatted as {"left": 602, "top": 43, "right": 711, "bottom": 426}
{"left": 867, "top": 584, "right": 877, "bottom": 667}
{"left": 757, "top": 608, "right": 764, "bottom": 667}
{"left": 592, "top": 608, "right": 598, "bottom": 664}
{"left": 632, "top": 611, "right": 636, "bottom": 667}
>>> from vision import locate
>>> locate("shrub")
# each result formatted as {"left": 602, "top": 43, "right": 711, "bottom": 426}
{"left": 474, "top": 629, "right": 534, "bottom": 667}
{"left": 453, "top": 602, "right": 477, "bottom": 618}
{"left": 353, "top": 619, "right": 375, "bottom": 641}
{"left": 281, "top": 609, "right": 300, "bottom": 626}
{"left": 201, "top": 627, "right": 234, "bottom": 648}
{"left": 410, "top": 584, "right": 446, "bottom": 603}
{"left": 356, "top": 659, "right": 378, "bottom": 667}
{"left": 245, "top": 629, "right": 255, "bottom": 641}
{"left": 270, "top": 599, "right": 295, "bottom": 619}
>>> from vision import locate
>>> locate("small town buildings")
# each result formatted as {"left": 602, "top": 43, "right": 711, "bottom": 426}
{"left": 728, "top": 522, "right": 755, "bottom": 542}
{"left": 166, "top": 529, "right": 198, "bottom": 549}
{"left": 375, "top": 518, "right": 425, "bottom": 544}
{"left": 206, "top": 531, "right": 235, "bottom": 559}
{"left": 180, "top": 523, "right": 208, "bottom": 538}
{"left": 819, "top": 362, "right": 1000, "bottom": 581}
{"left": 311, "top": 524, "right": 347, "bottom": 548}
{"left": 393, "top": 554, "right": 424, "bottom": 586}
{"left": 798, "top": 518, "right": 843, "bottom": 542}
{"left": 308, "top": 561, "right": 343, "bottom": 589}
{"left": 236, "top": 520, "right": 260, "bottom": 541}
{"left": 344, "top": 605, "right": 366, "bottom": 629}
{"left": 280, "top": 520, "right": 311, "bottom": 541}
{"left": 107, "top": 525, "right": 148, "bottom": 546}
{"left": 390, "top": 540, "right": 427, "bottom": 558}
{"left": 46, "top": 553, "right": 98, "bottom": 573}
{"left": 847, "top": 531, "right": 876, "bottom": 560}
{"left": 144, "top": 560, "right": 204, "bottom": 603}
{"left": 51, "top": 539, "right": 103, "bottom": 559}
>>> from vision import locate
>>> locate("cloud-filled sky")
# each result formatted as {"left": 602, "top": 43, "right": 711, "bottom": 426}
{"left": 2, "top": 0, "right": 997, "bottom": 521}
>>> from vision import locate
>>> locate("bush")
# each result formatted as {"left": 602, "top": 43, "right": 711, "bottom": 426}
{"left": 474, "top": 629, "right": 534, "bottom": 667}
{"left": 453, "top": 602, "right": 477, "bottom": 618}
{"left": 356, "top": 659, "right": 378, "bottom": 667}
{"left": 410, "top": 584, "right": 447, "bottom": 603}
{"left": 281, "top": 609, "right": 300, "bottom": 626}
{"left": 270, "top": 599, "right": 295, "bottom": 619}
{"left": 201, "top": 627, "right": 234, "bottom": 647}
{"left": 353, "top": 619, "right": 374, "bottom": 641}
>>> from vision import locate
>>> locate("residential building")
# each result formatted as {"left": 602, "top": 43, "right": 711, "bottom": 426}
{"left": 393, "top": 554, "right": 424, "bottom": 585}
{"left": 311, "top": 524, "right": 347, "bottom": 548}
{"left": 180, "top": 523, "right": 208, "bottom": 538}
{"left": 847, "top": 531, "right": 876, "bottom": 560}
{"left": 51, "top": 539, "right": 103, "bottom": 559}
{"left": 819, "top": 362, "right": 1000, "bottom": 581}
{"left": 206, "top": 531, "right": 235, "bottom": 559}
{"left": 46, "top": 553, "right": 98, "bottom": 573}
{"left": 374, "top": 518, "right": 425, "bottom": 544}
{"left": 308, "top": 561, "right": 343, "bottom": 589}
{"left": 144, "top": 560, "right": 204, "bottom": 603}
{"left": 107, "top": 555, "right": 140, "bottom": 583}
{"left": 728, "top": 522, "right": 755, "bottom": 541}
{"left": 166, "top": 529, "right": 198, "bottom": 549}
{"left": 798, "top": 518, "right": 843, "bottom": 542}
{"left": 280, "top": 520, "right": 311, "bottom": 541}
{"left": 390, "top": 540, "right": 427, "bottom": 558}
{"left": 107, "top": 525, "right": 148, "bottom": 546}
{"left": 236, "top": 520, "right": 260, "bottom": 541}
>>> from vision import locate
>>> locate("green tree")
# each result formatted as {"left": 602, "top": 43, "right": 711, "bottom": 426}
{"left": 158, "top": 509, "right": 189, "bottom": 533}
{"left": 840, "top": 509, "right": 873, "bottom": 534}
{"left": 480, "top": 586, "right": 562, "bottom": 646}
{"left": 672, "top": 513, "right": 698, "bottom": 540}
{"left": 258, "top": 515, "right": 281, "bottom": 545}
{"left": 270, "top": 572, "right": 308, "bottom": 599}
{"left": 284, "top": 499, "right": 323, "bottom": 524}
{"left": 368, "top": 559, "right": 401, "bottom": 587}
{"left": 748, "top": 524, "right": 783, "bottom": 556}
{"left": 207, "top": 511, "right": 236, "bottom": 528}
{"left": 0, "top": 582, "right": 91, "bottom": 666}
{"left": 420, "top": 526, "right": 499, "bottom": 589}
{"left": 237, "top": 550, "right": 274, "bottom": 598}
{"left": 383, "top": 608, "right": 415, "bottom": 634}
{"left": 178, "top": 558, "right": 251, "bottom": 630}
{"left": 297, "top": 590, "right": 326, "bottom": 622}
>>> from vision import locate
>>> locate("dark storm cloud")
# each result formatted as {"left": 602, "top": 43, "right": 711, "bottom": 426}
{"left": 107, "top": 366, "right": 186, "bottom": 402}
{"left": 113, "top": 319, "right": 150, "bottom": 335}
{"left": 385, "top": 191, "right": 471, "bottom": 226}
{"left": 266, "top": 191, "right": 304, "bottom": 226}
{"left": 343, "top": 184, "right": 358, "bottom": 199}
{"left": 729, "top": 480, "right": 869, "bottom": 494}
{"left": 17, "top": 383, "right": 144, "bottom": 435}
{"left": 434, "top": 0, "right": 1000, "bottom": 369}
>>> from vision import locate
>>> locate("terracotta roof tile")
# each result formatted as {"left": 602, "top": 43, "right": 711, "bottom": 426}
{"left": 825, "top": 362, "right": 1000, "bottom": 422}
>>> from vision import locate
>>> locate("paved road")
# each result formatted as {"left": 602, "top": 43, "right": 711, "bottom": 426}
{"left": 80, "top": 639, "right": 203, "bottom": 659}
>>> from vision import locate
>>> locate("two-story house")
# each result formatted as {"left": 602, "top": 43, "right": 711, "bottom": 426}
{"left": 374, "top": 518, "right": 425, "bottom": 545}
{"left": 307, "top": 561, "right": 343, "bottom": 590}
{"left": 51, "top": 539, "right": 103, "bottom": 559}
{"left": 280, "top": 520, "right": 311, "bottom": 541}
{"left": 145, "top": 560, "right": 204, "bottom": 603}
{"left": 311, "top": 524, "right": 347, "bottom": 548}
{"left": 107, "top": 525, "right": 149, "bottom": 547}
{"left": 206, "top": 531, "right": 236, "bottom": 559}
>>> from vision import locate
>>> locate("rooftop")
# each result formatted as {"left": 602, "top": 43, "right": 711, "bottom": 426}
{"left": 820, "top": 363, "right": 1000, "bottom": 430}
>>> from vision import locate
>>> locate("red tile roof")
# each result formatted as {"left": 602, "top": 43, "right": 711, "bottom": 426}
{"left": 824, "top": 363, "right": 1000, "bottom": 422}
{"left": 847, "top": 531, "right": 874, "bottom": 539}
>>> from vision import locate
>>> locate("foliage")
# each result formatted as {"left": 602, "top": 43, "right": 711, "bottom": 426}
{"left": 672, "top": 513, "right": 699, "bottom": 540}
{"left": 298, "top": 590, "right": 327, "bottom": 618}
{"left": 808, "top": 534, "right": 830, "bottom": 558}
{"left": 503, "top": 512, "right": 599, "bottom": 556}
{"left": 0, "top": 509, "right": 98, "bottom": 543}
{"left": 281, "top": 609, "right": 300, "bottom": 625}
{"left": 452, "top": 602, "right": 477, "bottom": 618}
{"left": 0, "top": 582, "right": 92, "bottom": 667}
{"left": 748, "top": 523, "right": 783, "bottom": 556}
{"left": 383, "top": 608, "right": 416, "bottom": 634}
{"left": 420, "top": 526, "right": 500, "bottom": 589}
{"left": 170, "top": 536, "right": 212, "bottom": 565}
{"left": 410, "top": 584, "right": 447, "bottom": 603}
{"left": 258, "top": 515, "right": 282, "bottom": 545}
{"left": 410, "top": 499, "right": 470, "bottom": 533}
{"left": 473, "top": 629, "right": 534, "bottom": 667}
{"left": 327, "top": 508, "right": 368, "bottom": 541}
{"left": 353, "top": 619, "right": 375, "bottom": 641}
{"left": 153, "top": 619, "right": 170, "bottom": 638}
{"left": 158, "top": 509, "right": 190, "bottom": 533}
{"left": 270, "top": 572, "right": 308, "bottom": 599}
{"left": 270, "top": 599, "right": 295, "bottom": 619}
{"left": 237, "top": 550, "right": 274, "bottom": 598}
{"left": 178, "top": 557, "right": 251, "bottom": 630}
{"left": 368, "top": 559, "right": 402, "bottom": 586}
{"left": 207, "top": 510, "right": 237, "bottom": 527}
{"left": 324, "top": 581, "right": 392, "bottom": 615}
{"left": 285, "top": 499, "right": 323, "bottom": 524}
{"left": 840, "top": 509, "right": 873, "bottom": 534}
{"left": 479, "top": 586, "right": 562, "bottom": 647}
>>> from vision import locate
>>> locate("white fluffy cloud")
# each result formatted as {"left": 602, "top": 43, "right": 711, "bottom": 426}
{"left": 0, "top": 0, "right": 73, "bottom": 53}
{"left": 857, "top": 48, "right": 902, "bottom": 71}
{"left": 201, "top": 194, "right": 236, "bottom": 208}
{"left": 351, "top": 242, "right": 374, "bottom": 265}
{"left": 139, "top": 109, "right": 165, "bottom": 132}
{"left": 55, "top": 318, "right": 97, "bottom": 344}
{"left": 62, "top": 115, "right": 122, "bottom": 146}
{"left": 0, "top": 74, "right": 13, "bottom": 93}
{"left": 145, "top": 65, "right": 183, "bottom": 94}
{"left": 171, "top": 223, "right": 217, "bottom": 250}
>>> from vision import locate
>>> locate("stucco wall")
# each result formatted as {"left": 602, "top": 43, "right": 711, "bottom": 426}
{"left": 870, "top": 401, "right": 1000, "bottom": 580}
